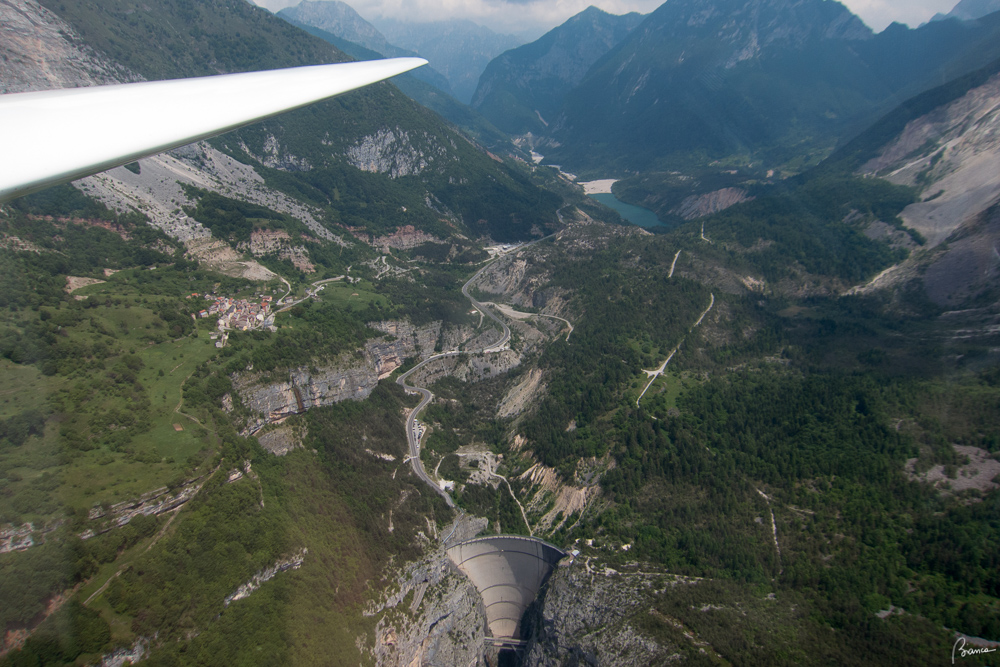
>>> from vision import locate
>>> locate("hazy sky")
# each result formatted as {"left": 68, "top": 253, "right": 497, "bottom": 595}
{"left": 252, "top": 0, "right": 961, "bottom": 35}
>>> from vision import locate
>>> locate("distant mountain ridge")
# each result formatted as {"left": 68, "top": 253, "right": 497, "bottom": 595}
{"left": 529, "top": 0, "right": 1000, "bottom": 174}
{"left": 277, "top": 0, "right": 454, "bottom": 96}
{"left": 284, "top": 18, "right": 517, "bottom": 152}
{"left": 931, "top": 0, "right": 1000, "bottom": 22}
{"left": 279, "top": 0, "right": 395, "bottom": 56}
{"left": 372, "top": 18, "right": 523, "bottom": 104}
{"left": 470, "top": 6, "right": 645, "bottom": 136}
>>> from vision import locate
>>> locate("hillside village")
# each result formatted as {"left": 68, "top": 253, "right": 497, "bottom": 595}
{"left": 193, "top": 293, "right": 276, "bottom": 332}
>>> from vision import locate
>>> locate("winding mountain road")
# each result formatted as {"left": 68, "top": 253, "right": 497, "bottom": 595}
{"left": 396, "top": 231, "right": 560, "bottom": 506}
{"left": 396, "top": 254, "right": 513, "bottom": 507}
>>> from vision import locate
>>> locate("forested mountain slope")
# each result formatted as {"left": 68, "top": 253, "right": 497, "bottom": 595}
{"left": 30, "top": 0, "right": 561, "bottom": 245}
{"left": 538, "top": 0, "right": 1000, "bottom": 174}
{"left": 470, "top": 6, "right": 645, "bottom": 136}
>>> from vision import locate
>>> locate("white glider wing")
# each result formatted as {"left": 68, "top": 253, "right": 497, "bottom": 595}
{"left": 0, "top": 57, "right": 427, "bottom": 203}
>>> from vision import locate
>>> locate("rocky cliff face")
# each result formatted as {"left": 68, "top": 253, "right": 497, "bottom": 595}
{"left": 672, "top": 187, "right": 753, "bottom": 220}
{"left": 474, "top": 256, "right": 571, "bottom": 313}
{"left": 0, "top": 0, "right": 135, "bottom": 93}
{"left": 365, "top": 515, "right": 491, "bottom": 667}
{"left": 346, "top": 128, "right": 449, "bottom": 178}
{"left": 232, "top": 320, "right": 441, "bottom": 435}
{"left": 238, "top": 134, "right": 312, "bottom": 173}
{"left": 862, "top": 71, "right": 1000, "bottom": 247}
{"left": 241, "top": 229, "right": 315, "bottom": 273}
{"left": 524, "top": 559, "right": 717, "bottom": 665}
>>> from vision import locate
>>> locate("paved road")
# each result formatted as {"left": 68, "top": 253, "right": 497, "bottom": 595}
{"left": 395, "top": 262, "right": 511, "bottom": 508}
{"left": 396, "top": 231, "right": 559, "bottom": 506}
{"left": 276, "top": 274, "right": 346, "bottom": 312}
{"left": 461, "top": 262, "right": 511, "bottom": 352}
{"left": 397, "top": 350, "right": 462, "bottom": 508}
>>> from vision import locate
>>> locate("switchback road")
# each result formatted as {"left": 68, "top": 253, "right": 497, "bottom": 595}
{"left": 396, "top": 231, "right": 560, "bottom": 506}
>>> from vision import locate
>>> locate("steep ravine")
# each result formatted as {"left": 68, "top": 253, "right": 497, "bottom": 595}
{"left": 363, "top": 514, "right": 493, "bottom": 667}
{"left": 523, "top": 558, "right": 720, "bottom": 665}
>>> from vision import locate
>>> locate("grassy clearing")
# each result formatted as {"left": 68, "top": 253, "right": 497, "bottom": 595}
{"left": 626, "top": 366, "right": 704, "bottom": 421}
{"left": 648, "top": 370, "right": 696, "bottom": 412}
{"left": 0, "top": 360, "right": 63, "bottom": 420}
{"left": 136, "top": 334, "right": 217, "bottom": 459}
{"left": 0, "top": 293, "right": 222, "bottom": 525}
{"left": 315, "top": 279, "right": 389, "bottom": 310}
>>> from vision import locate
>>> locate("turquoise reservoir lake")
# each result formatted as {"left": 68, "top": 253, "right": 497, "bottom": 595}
{"left": 589, "top": 193, "right": 664, "bottom": 228}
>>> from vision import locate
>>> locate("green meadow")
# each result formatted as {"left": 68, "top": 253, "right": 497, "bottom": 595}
{"left": 0, "top": 276, "right": 223, "bottom": 525}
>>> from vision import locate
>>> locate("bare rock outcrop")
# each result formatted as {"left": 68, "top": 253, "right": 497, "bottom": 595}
{"left": 76, "top": 143, "right": 337, "bottom": 244}
{"left": 475, "top": 256, "right": 567, "bottom": 312}
{"left": 238, "top": 135, "right": 312, "bottom": 172}
{"left": 519, "top": 461, "right": 603, "bottom": 535}
{"left": 256, "top": 424, "right": 305, "bottom": 456}
{"left": 861, "top": 71, "right": 1000, "bottom": 247}
{"left": 373, "top": 225, "right": 442, "bottom": 251}
{"left": 366, "top": 515, "right": 490, "bottom": 667}
{"left": 671, "top": 187, "right": 752, "bottom": 220}
{"left": 921, "top": 202, "right": 1000, "bottom": 307}
{"left": 241, "top": 229, "right": 315, "bottom": 273}
{"left": 408, "top": 349, "right": 521, "bottom": 390}
{"left": 0, "top": 0, "right": 137, "bottom": 93}
{"left": 369, "top": 319, "right": 442, "bottom": 374}
{"left": 234, "top": 358, "right": 376, "bottom": 435}
{"left": 232, "top": 320, "right": 441, "bottom": 435}
{"left": 346, "top": 127, "right": 446, "bottom": 178}
{"left": 524, "top": 560, "right": 713, "bottom": 666}
{"left": 905, "top": 444, "right": 1000, "bottom": 496}
{"left": 185, "top": 238, "right": 276, "bottom": 281}
{"left": 497, "top": 368, "right": 546, "bottom": 419}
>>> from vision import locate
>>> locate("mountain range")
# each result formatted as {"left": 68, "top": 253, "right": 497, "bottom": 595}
{"left": 277, "top": 0, "right": 455, "bottom": 96}
{"left": 280, "top": 17, "right": 517, "bottom": 152}
{"left": 931, "top": 0, "right": 1000, "bottom": 22}
{"left": 3, "top": 0, "right": 1000, "bottom": 664}
{"left": 372, "top": 18, "right": 523, "bottom": 105}
{"left": 470, "top": 6, "right": 645, "bottom": 136}
{"left": 277, "top": 0, "right": 524, "bottom": 105}
{"left": 480, "top": 0, "right": 1000, "bottom": 174}
{"left": 25, "top": 0, "right": 560, "bottom": 244}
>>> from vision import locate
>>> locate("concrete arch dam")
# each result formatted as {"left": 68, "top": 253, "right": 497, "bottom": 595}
{"left": 446, "top": 535, "right": 566, "bottom": 643}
